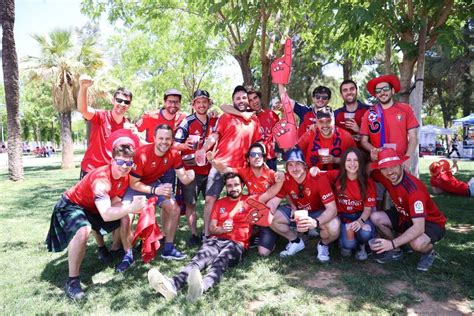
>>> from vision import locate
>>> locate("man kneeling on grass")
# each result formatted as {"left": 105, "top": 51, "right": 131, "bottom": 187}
{"left": 148, "top": 171, "right": 283, "bottom": 302}
{"left": 45, "top": 143, "right": 147, "bottom": 300}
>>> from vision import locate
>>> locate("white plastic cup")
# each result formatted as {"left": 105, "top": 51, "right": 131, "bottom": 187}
{"left": 318, "top": 148, "right": 330, "bottom": 156}
{"left": 294, "top": 210, "right": 309, "bottom": 222}
{"left": 368, "top": 238, "right": 380, "bottom": 250}
{"left": 189, "top": 135, "right": 200, "bottom": 150}
{"left": 344, "top": 112, "right": 355, "bottom": 121}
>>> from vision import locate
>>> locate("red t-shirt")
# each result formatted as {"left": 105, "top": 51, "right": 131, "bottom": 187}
{"left": 372, "top": 170, "right": 446, "bottom": 229}
{"left": 325, "top": 170, "right": 376, "bottom": 215}
{"left": 175, "top": 114, "right": 217, "bottom": 175}
{"left": 277, "top": 172, "right": 335, "bottom": 212}
{"left": 210, "top": 195, "right": 253, "bottom": 248}
{"left": 256, "top": 109, "right": 280, "bottom": 159}
{"left": 298, "top": 110, "right": 317, "bottom": 138}
{"left": 65, "top": 164, "right": 129, "bottom": 215}
{"left": 130, "top": 144, "right": 183, "bottom": 184}
{"left": 213, "top": 113, "right": 263, "bottom": 168}
{"left": 234, "top": 166, "right": 275, "bottom": 195}
{"left": 80, "top": 110, "right": 127, "bottom": 173}
{"left": 298, "top": 126, "right": 356, "bottom": 170}
{"left": 136, "top": 109, "right": 187, "bottom": 143}
{"left": 334, "top": 101, "right": 369, "bottom": 137}
{"left": 360, "top": 102, "right": 419, "bottom": 158}
{"left": 430, "top": 171, "right": 469, "bottom": 197}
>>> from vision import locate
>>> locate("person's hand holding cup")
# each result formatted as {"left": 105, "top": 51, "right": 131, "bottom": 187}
{"left": 294, "top": 210, "right": 309, "bottom": 232}
{"left": 188, "top": 135, "right": 200, "bottom": 150}
{"left": 223, "top": 219, "right": 233, "bottom": 232}
{"left": 131, "top": 195, "right": 147, "bottom": 214}
{"left": 155, "top": 183, "right": 173, "bottom": 198}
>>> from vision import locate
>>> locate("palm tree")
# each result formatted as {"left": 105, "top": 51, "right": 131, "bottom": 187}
{"left": 23, "top": 28, "right": 104, "bottom": 169}
{"left": 1, "top": 0, "right": 24, "bottom": 180}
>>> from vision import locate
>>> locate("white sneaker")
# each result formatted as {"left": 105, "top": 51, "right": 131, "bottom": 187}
{"left": 148, "top": 268, "right": 177, "bottom": 300}
{"left": 355, "top": 245, "right": 368, "bottom": 261}
{"left": 317, "top": 241, "right": 330, "bottom": 263}
{"left": 279, "top": 239, "right": 305, "bottom": 257}
{"left": 186, "top": 267, "right": 204, "bottom": 302}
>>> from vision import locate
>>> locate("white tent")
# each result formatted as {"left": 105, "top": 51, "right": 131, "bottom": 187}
{"left": 419, "top": 124, "right": 454, "bottom": 147}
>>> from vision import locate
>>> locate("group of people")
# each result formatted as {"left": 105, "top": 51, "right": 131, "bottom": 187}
{"left": 45, "top": 73, "right": 449, "bottom": 303}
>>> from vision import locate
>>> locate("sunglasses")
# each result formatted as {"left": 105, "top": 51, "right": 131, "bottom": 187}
{"left": 298, "top": 184, "right": 305, "bottom": 198}
{"left": 249, "top": 152, "right": 264, "bottom": 158}
{"left": 374, "top": 86, "right": 391, "bottom": 94}
{"left": 313, "top": 94, "right": 329, "bottom": 101}
{"left": 114, "top": 159, "right": 134, "bottom": 167}
{"left": 115, "top": 97, "right": 131, "bottom": 105}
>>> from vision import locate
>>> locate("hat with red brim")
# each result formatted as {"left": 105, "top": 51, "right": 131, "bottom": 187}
{"left": 367, "top": 74, "right": 401, "bottom": 97}
{"left": 370, "top": 148, "right": 409, "bottom": 169}
{"left": 105, "top": 128, "right": 141, "bottom": 157}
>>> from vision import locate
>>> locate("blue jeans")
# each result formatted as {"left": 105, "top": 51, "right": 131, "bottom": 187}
{"left": 339, "top": 212, "right": 375, "bottom": 250}
{"left": 122, "top": 180, "right": 175, "bottom": 207}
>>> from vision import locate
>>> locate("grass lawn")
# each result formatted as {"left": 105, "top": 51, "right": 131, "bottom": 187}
{"left": 0, "top": 156, "right": 472, "bottom": 314}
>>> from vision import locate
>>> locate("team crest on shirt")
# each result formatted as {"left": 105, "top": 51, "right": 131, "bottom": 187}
{"left": 164, "top": 158, "right": 168, "bottom": 165}
{"left": 304, "top": 188, "right": 311, "bottom": 197}
{"left": 414, "top": 201, "right": 424, "bottom": 214}
{"left": 219, "top": 207, "right": 225, "bottom": 214}
{"left": 151, "top": 162, "right": 156, "bottom": 168}
{"left": 397, "top": 114, "right": 403, "bottom": 121}
{"left": 368, "top": 112, "right": 378, "bottom": 122}
{"left": 290, "top": 191, "right": 298, "bottom": 199}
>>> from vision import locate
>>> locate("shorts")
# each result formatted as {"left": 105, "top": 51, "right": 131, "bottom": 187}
{"left": 160, "top": 168, "right": 176, "bottom": 191}
{"left": 180, "top": 173, "right": 208, "bottom": 204}
{"left": 45, "top": 195, "right": 120, "bottom": 252}
{"left": 278, "top": 205, "right": 323, "bottom": 227}
{"left": 258, "top": 226, "right": 278, "bottom": 250}
{"left": 122, "top": 180, "right": 175, "bottom": 207}
{"left": 205, "top": 167, "right": 224, "bottom": 198}
{"left": 386, "top": 207, "right": 445, "bottom": 243}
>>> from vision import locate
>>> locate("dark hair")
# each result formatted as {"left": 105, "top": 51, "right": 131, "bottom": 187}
{"left": 339, "top": 80, "right": 358, "bottom": 93}
{"left": 246, "top": 86, "right": 262, "bottom": 99}
{"left": 336, "top": 147, "right": 368, "bottom": 201}
{"left": 112, "top": 143, "right": 134, "bottom": 159}
{"left": 312, "top": 86, "right": 332, "bottom": 99}
{"left": 154, "top": 123, "right": 174, "bottom": 137}
{"left": 114, "top": 87, "right": 133, "bottom": 102}
{"left": 246, "top": 142, "right": 266, "bottom": 161}
{"left": 232, "top": 85, "right": 247, "bottom": 99}
{"left": 223, "top": 172, "right": 243, "bottom": 185}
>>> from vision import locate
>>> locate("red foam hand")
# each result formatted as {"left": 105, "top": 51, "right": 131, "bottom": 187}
{"left": 271, "top": 38, "right": 292, "bottom": 84}
{"left": 272, "top": 93, "right": 298, "bottom": 149}
{"left": 132, "top": 196, "right": 163, "bottom": 263}
{"left": 245, "top": 197, "right": 273, "bottom": 227}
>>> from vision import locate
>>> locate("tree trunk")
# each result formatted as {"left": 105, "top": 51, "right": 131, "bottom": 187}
{"left": 59, "top": 111, "right": 75, "bottom": 169}
{"left": 462, "top": 21, "right": 473, "bottom": 116}
{"left": 384, "top": 38, "right": 392, "bottom": 74}
{"left": 398, "top": 57, "right": 416, "bottom": 104}
{"left": 260, "top": 56, "right": 272, "bottom": 108}
{"left": 342, "top": 58, "right": 352, "bottom": 80}
{"left": 1, "top": 0, "right": 24, "bottom": 181}
{"left": 234, "top": 52, "right": 253, "bottom": 86}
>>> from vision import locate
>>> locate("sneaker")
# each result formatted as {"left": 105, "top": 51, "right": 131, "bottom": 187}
{"left": 249, "top": 236, "right": 260, "bottom": 249}
{"left": 375, "top": 249, "right": 404, "bottom": 264}
{"left": 186, "top": 267, "right": 204, "bottom": 302}
{"left": 161, "top": 246, "right": 187, "bottom": 261}
{"left": 355, "top": 245, "right": 368, "bottom": 261}
{"left": 417, "top": 250, "right": 436, "bottom": 272}
{"left": 401, "top": 244, "right": 414, "bottom": 254}
{"left": 340, "top": 247, "right": 352, "bottom": 257}
{"left": 64, "top": 279, "right": 85, "bottom": 300}
{"left": 97, "top": 246, "right": 111, "bottom": 264}
{"left": 279, "top": 239, "right": 305, "bottom": 257}
{"left": 187, "top": 234, "right": 202, "bottom": 248}
{"left": 110, "top": 248, "right": 125, "bottom": 260}
{"left": 148, "top": 268, "right": 177, "bottom": 300}
{"left": 116, "top": 254, "right": 134, "bottom": 273}
{"left": 316, "top": 241, "right": 330, "bottom": 263}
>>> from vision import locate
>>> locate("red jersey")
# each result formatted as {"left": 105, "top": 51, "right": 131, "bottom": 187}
{"left": 277, "top": 172, "right": 335, "bottom": 212}
{"left": 234, "top": 165, "right": 275, "bottom": 195}
{"left": 81, "top": 110, "right": 127, "bottom": 173}
{"left": 298, "top": 110, "right": 317, "bottom": 138}
{"left": 298, "top": 126, "right": 356, "bottom": 170}
{"left": 210, "top": 195, "right": 253, "bottom": 248}
{"left": 360, "top": 102, "right": 419, "bottom": 158}
{"left": 334, "top": 101, "right": 369, "bottom": 137}
{"left": 256, "top": 109, "right": 279, "bottom": 159}
{"left": 430, "top": 171, "right": 469, "bottom": 197}
{"left": 131, "top": 144, "right": 183, "bottom": 184}
{"left": 213, "top": 113, "right": 263, "bottom": 168}
{"left": 65, "top": 164, "right": 129, "bottom": 215}
{"left": 136, "top": 109, "right": 187, "bottom": 143}
{"left": 372, "top": 170, "right": 446, "bottom": 229}
{"left": 325, "top": 170, "right": 376, "bottom": 215}
{"left": 175, "top": 114, "right": 217, "bottom": 175}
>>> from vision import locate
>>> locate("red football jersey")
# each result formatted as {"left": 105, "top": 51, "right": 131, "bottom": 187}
{"left": 80, "top": 110, "right": 127, "bottom": 173}
{"left": 234, "top": 165, "right": 275, "bottom": 195}
{"left": 65, "top": 164, "right": 129, "bottom": 215}
{"left": 213, "top": 113, "right": 263, "bottom": 168}
{"left": 334, "top": 101, "right": 369, "bottom": 136}
{"left": 298, "top": 110, "right": 317, "bottom": 138}
{"left": 256, "top": 109, "right": 280, "bottom": 159}
{"left": 131, "top": 144, "right": 183, "bottom": 184}
{"left": 136, "top": 109, "right": 187, "bottom": 143}
{"left": 277, "top": 172, "right": 335, "bottom": 212}
{"left": 430, "top": 171, "right": 469, "bottom": 197}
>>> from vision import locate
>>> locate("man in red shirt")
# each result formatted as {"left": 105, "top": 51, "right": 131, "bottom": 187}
{"left": 430, "top": 159, "right": 473, "bottom": 197}
{"left": 147, "top": 172, "right": 283, "bottom": 302}
{"left": 298, "top": 106, "right": 356, "bottom": 170}
{"left": 122, "top": 124, "right": 195, "bottom": 261}
{"left": 370, "top": 148, "right": 447, "bottom": 271}
{"left": 197, "top": 85, "right": 263, "bottom": 237}
{"left": 46, "top": 144, "right": 147, "bottom": 300}
{"left": 174, "top": 89, "right": 218, "bottom": 246}
{"left": 266, "top": 148, "right": 340, "bottom": 262}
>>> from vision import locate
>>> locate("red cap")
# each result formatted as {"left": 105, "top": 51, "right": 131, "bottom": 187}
{"left": 438, "top": 159, "right": 450, "bottom": 171}
{"left": 429, "top": 162, "right": 441, "bottom": 176}
{"left": 370, "top": 148, "right": 409, "bottom": 169}
{"left": 367, "top": 74, "right": 401, "bottom": 97}
{"left": 105, "top": 129, "right": 141, "bottom": 157}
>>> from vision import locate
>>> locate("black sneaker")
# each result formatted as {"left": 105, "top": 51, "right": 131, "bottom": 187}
{"left": 110, "top": 248, "right": 125, "bottom": 260}
{"left": 64, "top": 279, "right": 85, "bottom": 300}
{"left": 375, "top": 249, "right": 404, "bottom": 264}
{"left": 249, "top": 236, "right": 260, "bottom": 249}
{"left": 116, "top": 254, "right": 134, "bottom": 273}
{"left": 417, "top": 250, "right": 436, "bottom": 272}
{"left": 97, "top": 246, "right": 111, "bottom": 264}
{"left": 187, "top": 234, "right": 201, "bottom": 248}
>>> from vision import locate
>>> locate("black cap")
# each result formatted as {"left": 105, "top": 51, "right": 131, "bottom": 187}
{"left": 232, "top": 85, "right": 247, "bottom": 98}
{"left": 192, "top": 89, "right": 210, "bottom": 100}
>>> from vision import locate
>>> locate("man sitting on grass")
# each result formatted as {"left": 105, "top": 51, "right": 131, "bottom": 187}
{"left": 45, "top": 143, "right": 147, "bottom": 300}
{"left": 429, "top": 159, "right": 474, "bottom": 198}
{"left": 147, "top": 171, "right": 283, "bottom": 302}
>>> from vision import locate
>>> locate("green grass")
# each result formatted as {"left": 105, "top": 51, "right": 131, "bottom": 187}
{"left": 0, "top": 157, "right": 473, "bottom": 314}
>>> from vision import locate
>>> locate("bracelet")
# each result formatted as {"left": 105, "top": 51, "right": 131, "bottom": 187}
{"left": 391, "top": 240, "right": 396, "bottom": 250}
{"left": 360, "top": 217, "right": 366, "bottom": 224}
{"left": 149, "top": 185, "right": 154, "bottom": 195}
{"left": 315, "top": 218, "right": 320, "bottom": 228}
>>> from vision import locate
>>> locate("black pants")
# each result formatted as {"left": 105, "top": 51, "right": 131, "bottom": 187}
{"left": 172, "top": 238, "right": 244, "bottom": 292}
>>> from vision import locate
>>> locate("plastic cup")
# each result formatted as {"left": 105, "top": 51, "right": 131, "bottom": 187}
{"left": 383, "top": 143, "right": 397, "bottom": 150}
{"left": 318, "top": 148, "right": 330, "bottom": 156}
{"left": 368, "top": 238, "right": 380, "bottom": 250}
{"left": 195, "top": 149, "right": 206, "bottom": 166}
{"left": 189, "top": 135, "right": 200, "bottom": 150}
{"left": 344, "top": 112, "right": 355, "bottom": 121}
{"left": 294, "top": 210, "right": 308, "bottom": 222}
{"left": 346, "top": 225, "right": 355, "bottom": 241}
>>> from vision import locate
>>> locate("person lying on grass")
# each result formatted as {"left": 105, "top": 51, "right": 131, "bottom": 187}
{"left": 148, "top": 171, "right": 283, "bottom": 302}
{"left": 429, "top": 159, "right": 474, "bottom": 198}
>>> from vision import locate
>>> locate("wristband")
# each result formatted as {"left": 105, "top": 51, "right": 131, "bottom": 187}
{"left": 360, "top": 217, "right": 366, "bottom": 224}
{"left": 391, "top": 240, "right": 396, "bottom": 250}
{"left": 315, "top": 218, "right": 320, "bottom": 228}
{"left": 150, "top": 185, "right": 154, "bottom": 195}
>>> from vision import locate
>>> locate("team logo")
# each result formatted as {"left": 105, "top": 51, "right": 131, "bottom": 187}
{"left": 175, "top": 129, "right": 183, "bottom": 139}
{"left": 151, "top": 162, "right": 156, "bottom": 168}
{"left": 304, "top": 187, "right": 311, "bottom": 197}
{"left": 164, "top": 158, "right": 168, "bottom": 165}
{"left": 290, "top": 191, "right": 298, "bottom": 199}
{"left": 219, "top": 207, "right": 226, "bottom": 214}
{"left": 368, "top": 112, "right": 378, "bottom": 122}
{"left": 397, "top": 114, "right": 403, "bottom": 121}
{"left": 414, "top": 200, "right": 424, "bottom": 214}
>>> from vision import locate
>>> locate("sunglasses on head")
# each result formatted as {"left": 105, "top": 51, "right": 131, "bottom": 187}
{"left": 298, "top": 184, "right": 305, "bottom": 198}
{"left": 115, "top": 97, "right": 131, "bottom": 105}
{"left": 114, "top": 159, "right": 134, "bottom": 167}
{"left": 374, "top": 86, "right": 391, "bottom": 94}
{"left": 249, "top": 152, "right": 263, "bottom": 158}
{"left": 313, "top": 94, "right": 329, "bottom": 100}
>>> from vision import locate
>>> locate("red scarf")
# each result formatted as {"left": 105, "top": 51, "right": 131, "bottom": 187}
{"left": 132, "top": 197, "right": 163, "bottom": 263}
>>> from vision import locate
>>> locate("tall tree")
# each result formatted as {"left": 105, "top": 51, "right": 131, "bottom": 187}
{"left": 1, "top": 0, "right": 24, "bottom": 181}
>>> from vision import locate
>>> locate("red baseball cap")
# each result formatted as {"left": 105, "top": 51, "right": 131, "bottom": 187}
{"left": 429, "top": 162, "right": 441, "bottom": 176}
{"left": 367, "top": 74, "right": 401, "bottom": 97}
{"left": 370, "top": 148, "right": 409, "bottom": 169}
{"left": 105, "top": 128, "right": 141, "bottom": 157}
